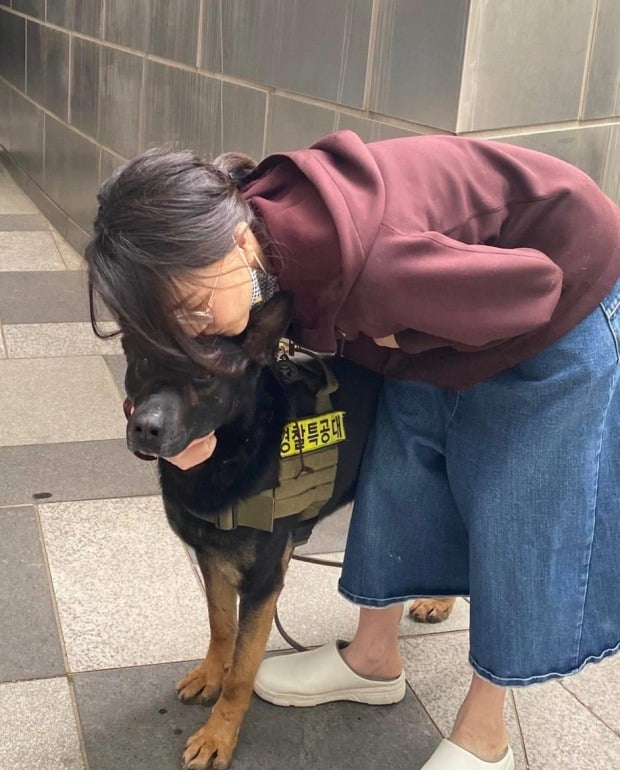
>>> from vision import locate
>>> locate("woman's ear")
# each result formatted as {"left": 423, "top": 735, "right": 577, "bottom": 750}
{"left": 241, "top": 292, "right": 293, "bottom": 365}
{"left": 232, "top": 221, "right": 250, "bottom": 248}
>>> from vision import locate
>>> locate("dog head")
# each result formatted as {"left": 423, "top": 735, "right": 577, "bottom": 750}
{"left": 122, "top": 292, "right": 292, "bottom": 460}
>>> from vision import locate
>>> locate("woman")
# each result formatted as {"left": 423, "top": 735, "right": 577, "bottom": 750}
{"left": 86, "top": 130, "right": 620, "bottom": 770}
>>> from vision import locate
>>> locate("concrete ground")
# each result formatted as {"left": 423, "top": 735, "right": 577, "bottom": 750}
{"left": 0, "top": 162, "right": 619, "bottom": 770}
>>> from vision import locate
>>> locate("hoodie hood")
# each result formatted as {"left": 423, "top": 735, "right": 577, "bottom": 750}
{"left": 241, "top": 131, "right": 385, "bottom": 352}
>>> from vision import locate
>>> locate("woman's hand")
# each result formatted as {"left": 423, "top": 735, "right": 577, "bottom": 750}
{"left": 166, "top": 433, "right": 217, "bottom": 470}
{"left": 373, "top": 335, "right": 400, "bottom": 349}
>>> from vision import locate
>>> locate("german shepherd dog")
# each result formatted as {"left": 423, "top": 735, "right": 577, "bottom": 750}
{"left": 122, "top": 292, "right": 454, "bottom": 770}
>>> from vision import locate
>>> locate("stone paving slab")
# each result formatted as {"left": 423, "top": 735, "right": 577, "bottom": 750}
{"left": 73, "top": 660, "right": 440, "bottom": 770}
{"left": 0, "top": 506, "right": 65, "bottom": 683}
{"left": 0, "top": 212, "right": 48, "bottom": 230}
{"left": 0, "top": 270, "right": 104, "bottom": 323}
{"left": 561, "top": 655, "right": 620, "bottom": 734}
{"left": 104, "top": 353, "right": 127, "bottom": 395}
{"left": 0, "top": 186, "right": 40, "bottom": 216}
{"left": 514, "top": 678, "right": 620, "bottom": 769}
{"left": 0, "top": 357, "right": 126, "bottom": 446}
{"left": 0, "top": 231, "right": 64, "bottom": 270}
{"left": 3, "top": 321, "right": 122, "bottom": 357}
{"left": 0, "top": 439, "right": 159, "bottom": 506}
{"left": 0, "top": 677, "right": 85, "bottom": 770}
{"left": 38, "top": 497, "right": 207, "bottom": 671}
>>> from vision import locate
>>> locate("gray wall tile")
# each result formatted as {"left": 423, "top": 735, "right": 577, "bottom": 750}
{"left": 0, "top": 79, "right": 9, "bottom": 149}
{"left": 203, "top": 0, "right": 373, "bottom": 108}
{"left": 8, "top": 90, "right": 44, "bottom": 185}
{"left": 44, "top": 117, "right": 99, "bottom": 231}
{"left": 104, "top": 0, "right": 150, "bottom": 51}
{"left": 337, "top": 113, "right": 419, "bottom": 142}
{"left": 583, "top": 0, "right": 620, "bottom": 119}
{"left": 26, "top": 21, "right": 70, "bottom": 121}
{"left": 99, "top": 147, "right": 125, "bottom": 185}
{"left": 202, "top": 0, "right": 221, "bottom": 71}
{"left": 0, "top": 9, "right": 26, "bottom": 90}
{"left": 495, "top": 126, "right": 612, "bottom": 190}
{"left": 47, "top": 0, "right": 102, "bottom": 37}
{"left": 459, "top": 0, "right": 596, "bottom": 131}
{"left": 144, "top": 61, "right": 222, "bottom": 160}
{"left": 221, "top": 82, "right": 266, "bottom": 160}
{"left": 601, "top": 126, "right": 619, "bottom": 203}
{"left": 370, "top": 0, "right": 469, "bottom": 132}
{"left": 70, "top": 37, "right": 100, "bottom": 136}
{"left": 265, "top": 96, "right": 337, "bottom": 154}
{"left": 12, "top": 0, "right": 44, "bottom": 18}
{"left": 149, "top": 0, "right": 200, "bottom": 66}
{"left": 98, "top": 47, "right": 143, "bottom": 158}
{"left": 0, "top": 0, "right": 10, "bottom": 6}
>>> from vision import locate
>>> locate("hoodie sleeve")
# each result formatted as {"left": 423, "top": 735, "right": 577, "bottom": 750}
{"left": 360, "top": 229, "right": 564, "bottom": 352}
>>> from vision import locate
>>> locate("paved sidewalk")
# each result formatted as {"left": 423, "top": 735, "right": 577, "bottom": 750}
{"left": 0, "top": 162, "right": 619, "bottom": 769}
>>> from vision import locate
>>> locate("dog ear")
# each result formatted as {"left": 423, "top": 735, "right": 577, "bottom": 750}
{"left": 242, "top": 291, "right": 293, "bottom": 365}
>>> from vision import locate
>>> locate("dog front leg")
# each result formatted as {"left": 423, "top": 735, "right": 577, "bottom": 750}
{"left": 183, "top": 547, "right": 292, "bottom": 770}
{"left": 177, "top": 553, "right": 237, "bottom": 706}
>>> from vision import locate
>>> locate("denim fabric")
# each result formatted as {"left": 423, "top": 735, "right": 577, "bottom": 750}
{"left": 339, "top": 280, "right": 620, "bottom": 687}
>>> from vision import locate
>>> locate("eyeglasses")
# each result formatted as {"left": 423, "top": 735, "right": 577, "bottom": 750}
{"left": 174, "top": 257, "right": 225, "bottom": 332}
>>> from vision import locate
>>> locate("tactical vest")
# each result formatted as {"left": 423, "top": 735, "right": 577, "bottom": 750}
{"left": 193, "top": 348, "right": 345, "bottom": 541}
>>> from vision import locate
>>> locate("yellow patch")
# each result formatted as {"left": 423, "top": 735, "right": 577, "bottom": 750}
{"left": 280, "top": 411, "right": 346, "bottom": 458}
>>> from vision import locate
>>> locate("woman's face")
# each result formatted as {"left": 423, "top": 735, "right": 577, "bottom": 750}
{"left": 172, "top": 225, "right": 263, "bottom": 338}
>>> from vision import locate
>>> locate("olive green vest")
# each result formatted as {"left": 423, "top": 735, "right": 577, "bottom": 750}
{"left": 192, "top": 353, "right": 344, "bottom": 535}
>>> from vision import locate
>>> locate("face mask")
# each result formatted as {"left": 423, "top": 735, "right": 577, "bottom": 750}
{"left": 236, "top": 246, "right": 278, "bottom": 307}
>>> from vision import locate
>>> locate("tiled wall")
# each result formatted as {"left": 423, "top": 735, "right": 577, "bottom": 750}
{"left": 0, "top": 0, "right": 618, "bottom": 253}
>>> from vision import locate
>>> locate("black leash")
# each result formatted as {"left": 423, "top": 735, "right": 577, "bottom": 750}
{"left": 271, "top": 339, "right": 346, "bottom": 652}
{"left": 274, "top": 551, "right": 344, "bottom": 652}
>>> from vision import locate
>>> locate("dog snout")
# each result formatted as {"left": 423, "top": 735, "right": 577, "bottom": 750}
{"left": 127, "top": 391, "right": 185, "bottom": 456}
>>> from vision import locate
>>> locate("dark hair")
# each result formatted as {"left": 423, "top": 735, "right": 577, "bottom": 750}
{"left": 85, "top": 146, "right": 258, "bottom": 374}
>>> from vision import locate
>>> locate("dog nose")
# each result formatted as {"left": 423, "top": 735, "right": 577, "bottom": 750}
{"left": 131, "top": 408, "right": 165, "bottom": 441}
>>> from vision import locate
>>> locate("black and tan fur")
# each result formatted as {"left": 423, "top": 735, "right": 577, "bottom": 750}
{"left": 122, "top": 293, "right": 453, "bottom": 770}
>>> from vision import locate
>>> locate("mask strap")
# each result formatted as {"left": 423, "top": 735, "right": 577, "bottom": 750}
{"left": 232, "top": 234, "right": 267, "bottom": 275}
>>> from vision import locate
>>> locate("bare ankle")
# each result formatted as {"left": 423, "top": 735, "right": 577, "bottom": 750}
{"left": 449, "top": 675, "right": 509, "bottom": 761}
{"left": 450, "top": 724, "right": 509, "bottom": 762}
{"left": 340, "top": 641, "right": 402, "bottom": 679}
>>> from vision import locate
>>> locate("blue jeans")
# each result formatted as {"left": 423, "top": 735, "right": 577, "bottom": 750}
{"left": 339, "top": 281, "right": 620, "bottom": 686}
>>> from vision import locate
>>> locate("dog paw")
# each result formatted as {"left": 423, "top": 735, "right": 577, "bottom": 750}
{"left": 176, "top": 664, "right": 222, "bottom": 705}
{"left": 183, "top": 719, "right": 237, "bottom": 770}
{"left": 409, "top": 597, "right": 456, "bottom": 624}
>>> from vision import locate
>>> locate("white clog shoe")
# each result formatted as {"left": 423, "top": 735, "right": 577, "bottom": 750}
{"left": 254, "top": 641, "right": 406, "bottom": 707}
{"left": 421, "top": 739, "right": 514, "bottom": 769}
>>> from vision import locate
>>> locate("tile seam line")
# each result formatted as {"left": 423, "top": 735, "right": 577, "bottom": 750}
{"left": 36, "top": 493, "right": 163, "bottom": 508}
{"left": 558, "top": 679, "right": 620, "bottom": 738}
{"left": 577, "top": 0, "right": 601, "bottom": 120}
{"left": 32, "top": 502, "right": 91, "bottom": 768}
{"left": 509, "top": 689, "right": 531, "bottom": 769}
{"left": 0, "top": 81, "right": 125, "bottom": 159}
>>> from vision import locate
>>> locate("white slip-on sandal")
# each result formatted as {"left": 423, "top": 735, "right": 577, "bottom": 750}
{"left": 421, "top": 739, "right": 514, "bottom": 770}
{"left": 253, "top": 641, "right": 406, "bottom": 707}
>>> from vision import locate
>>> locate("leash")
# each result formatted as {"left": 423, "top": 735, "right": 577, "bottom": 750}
{"left": 274, "top": 551, "right": 344, "bottom": 652}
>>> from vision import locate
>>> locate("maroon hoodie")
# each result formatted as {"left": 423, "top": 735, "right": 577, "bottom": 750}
{"left": 241, "top": 131, "right": 620, "bottom": 389}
